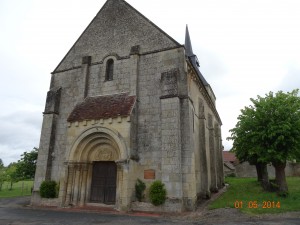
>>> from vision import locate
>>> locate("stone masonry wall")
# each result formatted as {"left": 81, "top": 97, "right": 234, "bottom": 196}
{"left": 54, "top": 0, "right": 179, "bottom": 73}
{"left": 47, "top": 54, "right": 138, "bottom": 182}
{"left": 188, "top": 68, "right": 223, "bottom": 200}
{"left": 136, "top": 48, "right": 186, "bottom": 176}
{"left": 161, "top": 97, "right": 182, "bottom": 198}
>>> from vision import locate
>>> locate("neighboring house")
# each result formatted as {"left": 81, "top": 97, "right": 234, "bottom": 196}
{"left": 223, "top": 151, "right": 237, "bottom": 164}
{"left": 32, "top": 0, "right": 224, "bottom": 212}
{"left": 223, "top": 151, "right": 237, "bottom": 176}
{"left": 223, "top": 151, "right": 300, "bottom": 178}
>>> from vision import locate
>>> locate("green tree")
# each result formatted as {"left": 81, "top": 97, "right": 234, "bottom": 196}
{"left": 0, "top": 159, "right": 6, "bottom": 191}
{"left": 5, "top": 163, "right": 19, "bottom": 190}
{"left": 0, "top": 167, "right": 5, "bottom": 191}
{"left": 228, "top": 89, "right": 300, "bottom": 194}
{"left": 0, "top": 158, "right": 3, "bottom": 168}
{"left": 15, "top": 148, "right": 38, "bottom": 180}
{"left": 234, "top": 149, "right": 270, "bottom": 190}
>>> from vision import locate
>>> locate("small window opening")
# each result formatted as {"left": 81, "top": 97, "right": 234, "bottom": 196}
{"left": 105, "top": 59, "right": 114, "bottom": 81}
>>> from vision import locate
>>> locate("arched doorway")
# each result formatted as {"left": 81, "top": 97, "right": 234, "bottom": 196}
{"left": 62, "top": 127, "right": 128, "bottom": 208}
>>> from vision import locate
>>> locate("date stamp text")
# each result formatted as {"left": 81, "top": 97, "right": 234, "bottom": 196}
{"left": 234, "top": 200, "right": 281, "bottom": 209}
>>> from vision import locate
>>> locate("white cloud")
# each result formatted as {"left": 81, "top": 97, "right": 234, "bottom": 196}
{"left": 0, "top": 0, "right": 299, "bottom": 161}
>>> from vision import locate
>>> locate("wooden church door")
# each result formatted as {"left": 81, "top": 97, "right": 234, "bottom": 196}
{"left": 90, "top": 161, "right": 117, "bottom": 204}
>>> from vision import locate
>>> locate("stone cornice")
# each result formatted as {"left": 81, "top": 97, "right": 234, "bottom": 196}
{"left": 187, "top": 61, "right": 222, "bottom": 124}
{"left": 51, "top": 46, "right": 183, "bottom": 75}
{"left": 67, "top": 116, "right": 131, "bottom": 128}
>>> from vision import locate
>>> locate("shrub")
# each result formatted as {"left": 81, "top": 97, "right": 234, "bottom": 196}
{"left": 135, "top": 179, "right": 146, "bottom": 202}
{"left": 40, "top": 180, "right": 58, "bottom": 198}
{"left": 149, "top": 180, "right": 167, "bottom": 206}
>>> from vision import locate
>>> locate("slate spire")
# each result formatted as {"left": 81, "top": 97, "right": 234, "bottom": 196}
{"left": 185, "top": 25, "right": 195, "bottom": 57}
{"left": 185, "top": 25, "right": 209, "bottom": 86}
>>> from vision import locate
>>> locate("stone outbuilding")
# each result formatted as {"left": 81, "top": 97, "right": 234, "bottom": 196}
{"left": 32, "top": 0, "right": 224, "bottom": 212}
{"left": 222, "top": 151, "right": 300, "bottom": 178}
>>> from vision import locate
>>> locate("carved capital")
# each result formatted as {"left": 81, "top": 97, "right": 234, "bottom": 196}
{"left": 116, "top": 159, "right": 130, "bottom": 170}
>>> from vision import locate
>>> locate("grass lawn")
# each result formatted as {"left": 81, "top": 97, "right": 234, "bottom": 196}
{"left": 0, "top": 180, "right": 33, "bottom": 198}
{"left": 209, "top": 177, "right": 300, "bottom": 214}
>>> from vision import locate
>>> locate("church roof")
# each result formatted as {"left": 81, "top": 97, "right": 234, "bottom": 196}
{"left": 67, "top": 93, "right": 136, "bottom": 122}
{"left": 185, "top": 25, "right": 209, "bottom": 86}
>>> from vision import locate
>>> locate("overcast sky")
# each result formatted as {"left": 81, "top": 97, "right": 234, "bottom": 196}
{"left": 1, "top": 0, "right": 299, "bottom": 166}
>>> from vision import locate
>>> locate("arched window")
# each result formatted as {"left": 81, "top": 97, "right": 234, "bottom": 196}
{"left": 105, "top": 59, "right": 114, "bottom": 81}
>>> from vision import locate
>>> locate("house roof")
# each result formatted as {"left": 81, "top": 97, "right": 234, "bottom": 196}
{"left": 223, "top": 151, "right": 237, "bottom": 162}
{"left": 67, "top": 93, "right": 136, "bottom": 122}
{"left": 224, "top": 162, "right": 235, "bottom": 170}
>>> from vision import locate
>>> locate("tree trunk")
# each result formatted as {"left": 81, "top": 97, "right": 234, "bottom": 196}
{"left": 255, "top": 163, "right": 263, "bottom": 182}
{"left": 260, "top": 163, "right": 269, "bottom": 191}
{"left": 273, "top": 161, "right": 288, "bottom": 194}
{"left": 256, "top": 162, "right": 269, "bottom": 190}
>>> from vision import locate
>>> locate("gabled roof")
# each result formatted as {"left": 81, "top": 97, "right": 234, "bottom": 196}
{"left": 185, "top": 25, "right": 209, "bottom": 86}
{"left": 224, "top": 162, "right": 235, "bottom": 170}
{"left": 67, "top": 93, "right": 136, "bottom": 122}
{"left": 53, "top": 0, "right": 181, "bottom": 73}
{"left": 223, "top": 151, "right": 237, "bottom": 162}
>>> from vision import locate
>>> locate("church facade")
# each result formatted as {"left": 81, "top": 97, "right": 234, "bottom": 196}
{"left": 32, "top": 0, "right": 224, "bottom": 212}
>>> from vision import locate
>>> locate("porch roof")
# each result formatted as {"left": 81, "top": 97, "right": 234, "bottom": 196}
{"left": 67, "top": 93, "right": 136, "bottom": 122}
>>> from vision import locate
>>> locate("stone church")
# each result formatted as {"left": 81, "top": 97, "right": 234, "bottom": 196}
{"left": 32, "top": 0, "right": 224, "bottom": 212}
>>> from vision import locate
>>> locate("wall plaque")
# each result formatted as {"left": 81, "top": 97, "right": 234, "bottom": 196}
{"left": 144, "top": 169, "right": 155, "bottom": 180}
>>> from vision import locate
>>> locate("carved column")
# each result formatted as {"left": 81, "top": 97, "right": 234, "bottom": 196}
{"left": 60, "top": 162, "right": 69, "bottom": 206}
{"left": 79, "top": 163, "right": 89, "bottom": 206}
{"left": 72, "top": 164, "right": 81, "bottom": 205}
{"left": 85, "top": 163, "right": 93, "bottom": 203}
{"left": 65, "top": 163, "right": 75, "bottom": 206}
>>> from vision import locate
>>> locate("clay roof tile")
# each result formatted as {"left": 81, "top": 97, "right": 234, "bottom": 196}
{"left": 223, "top": 151, "right": 237, "bottom": 162}
{"left": 67, "top": 93, "right": 136, "bottom": 122}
